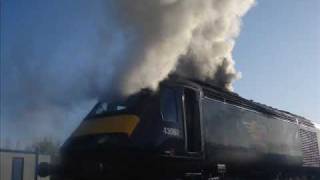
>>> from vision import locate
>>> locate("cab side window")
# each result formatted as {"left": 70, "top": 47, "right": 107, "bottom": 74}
{"left": 160, "top": 87, "right": 178, "bottom": 122}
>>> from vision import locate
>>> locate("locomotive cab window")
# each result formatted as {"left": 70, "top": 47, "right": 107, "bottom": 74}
{"left": 160, "top": 87, "right": 178, "bottom": 122}
{"left": 86, "top": 91, "right": 150, "bottom": 119}
{"left": 91, "top": 101, "right": 128, "bottom": 116}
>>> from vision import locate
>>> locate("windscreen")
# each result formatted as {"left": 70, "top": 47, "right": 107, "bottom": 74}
{"left": 86, "top": 92, "right": 149, "bottom": 119}
{"left": 92, "top": 102, "right": 127, "bottom": 115}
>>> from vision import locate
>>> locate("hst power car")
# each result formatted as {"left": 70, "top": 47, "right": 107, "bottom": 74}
{"left": 39, "top": 77, "right": 320, "bottom": 179}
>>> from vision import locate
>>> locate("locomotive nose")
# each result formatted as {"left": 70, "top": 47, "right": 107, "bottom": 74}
{"left": 72, "top": 115, "right": 140, "bottom": 137}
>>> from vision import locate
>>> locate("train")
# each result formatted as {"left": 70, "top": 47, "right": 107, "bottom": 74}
{"left": 39, "top": 77, "right": 320, "bottom": 179}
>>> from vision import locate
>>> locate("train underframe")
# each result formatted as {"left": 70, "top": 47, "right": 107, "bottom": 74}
{"left": 45, "top": 151, "right": 320, "bottom": 180}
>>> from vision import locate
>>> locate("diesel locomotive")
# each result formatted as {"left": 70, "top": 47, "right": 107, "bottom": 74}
{"left": 39, "top": 77, "right": 320, "bottom": 179}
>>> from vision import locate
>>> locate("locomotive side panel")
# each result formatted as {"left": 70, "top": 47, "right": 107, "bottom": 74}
{"left": 318, "top": 126, "right": 320, "bottom": 164}
{"left": 299, "top": 125, "right": 320, "bottom": 167}
{"left": 202, "top": 97, "right": 303, "bottom": 168}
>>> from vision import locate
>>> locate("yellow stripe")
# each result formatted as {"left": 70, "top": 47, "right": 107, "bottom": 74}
{"left": 72, "top": 115, "right": 140, "bottom": 137}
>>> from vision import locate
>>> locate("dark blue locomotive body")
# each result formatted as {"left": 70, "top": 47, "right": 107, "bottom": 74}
{"left": 39, "top": 78, "right": 320, "bottom": 179}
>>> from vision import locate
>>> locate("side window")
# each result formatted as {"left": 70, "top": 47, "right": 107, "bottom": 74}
{"left": 161, "top": 87, "right": 178, "bottom": 122}
{"left": 11, "top": 158, "right": 24, "bottom": 180}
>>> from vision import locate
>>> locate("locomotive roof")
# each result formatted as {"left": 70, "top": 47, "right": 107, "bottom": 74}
{"left": 166, "top": 76, "right": 315, "bottom": 127}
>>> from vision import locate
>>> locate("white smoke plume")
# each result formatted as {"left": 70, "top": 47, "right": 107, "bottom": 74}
{"left": 111, "top": 0, "right": 255, "bottom": 94}
{"left": 1, "top": 0, "right": 255, "bottom": 147}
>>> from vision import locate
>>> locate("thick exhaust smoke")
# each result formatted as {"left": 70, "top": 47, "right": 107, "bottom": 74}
{"left": 1, "top": 0, "right": 255, "bottom": 147}
{"left": 111, "top": 0, "right": 255, "bottom": 94}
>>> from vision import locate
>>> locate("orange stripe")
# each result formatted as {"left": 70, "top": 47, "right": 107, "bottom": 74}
{"left": 72, "top": 115, "right": 140, "bottom": 137}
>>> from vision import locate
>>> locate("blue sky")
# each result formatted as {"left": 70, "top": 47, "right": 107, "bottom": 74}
{"left": 1, "top": 0, "right": 319, "bottom": 147}
{"left": 233, "top": 0, "right": 320, "bottom": 122}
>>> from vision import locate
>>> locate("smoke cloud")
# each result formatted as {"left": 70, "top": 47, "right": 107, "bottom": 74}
{"left": 111, "top": 0, "right": 255, "bottom": 94}
{"left": 1, "top": 0, "right": 254, "bottom": 147}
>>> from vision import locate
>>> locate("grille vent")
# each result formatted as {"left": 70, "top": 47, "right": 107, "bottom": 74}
{"left": 299, "top": 128, "right": 320, "bottom": 167}
{"left": 299, "top": 120, "right": 315, "bottom": 128}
